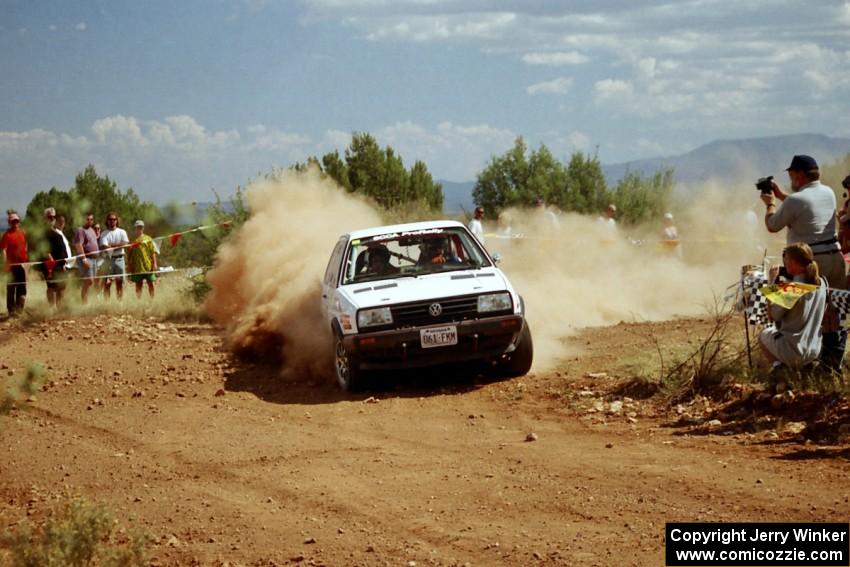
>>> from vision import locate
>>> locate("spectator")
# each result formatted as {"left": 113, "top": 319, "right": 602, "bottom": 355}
{"left": 0, "top": 210, "right": 28, "bottom": 316}
{"left": 55, "top": 214, "right": 73, "bottom": 264}
{"left": 98, "top": 212, "right": 129, "bottom": 301}
{"left": 534, "top": 196, "right": 560, "bottom": 231}
{"left": 127, "top": 220, "right": 158, "bottom": 299}
{"left": 92, "top": 221, "right": 105, "bottom": 296}
{"left": 40, "top": 207, "right": 70, "bottom": 308}
{"left": 597, "top": 204, "right": 618, "bottom": 237}
{"left": 759, "top": 243, "right": 827, "bottom": 371}
{"left": 761, "top": 154, "right": 846, "bottom": 371}
{"left": 660, "top": 212, "right": 682, "bottom": 259}
{"left": 73, "top": 212, "right": 100, "bottom": 304}
{"left": 468, "top": 206, "right": 485, "bottom": 244}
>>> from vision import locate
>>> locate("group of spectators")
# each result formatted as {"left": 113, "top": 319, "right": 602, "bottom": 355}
{"left": 758, "top": 154, "right": 850, "bottom": 375}
{"left": 467, "top": 200, "right": 681, "bottom": 256}
{"left": 0, "top": 208, "right": 160, "bottom": 316}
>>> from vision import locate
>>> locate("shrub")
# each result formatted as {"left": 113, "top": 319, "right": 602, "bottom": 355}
{"left": 1, "top": 495, "right": 149, "bottom": 567}
{"left": 0, "top": 365, "right": 43, "bottom": 419}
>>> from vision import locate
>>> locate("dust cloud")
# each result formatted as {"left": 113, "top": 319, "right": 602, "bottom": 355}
{"left": 491, "top": 182, "right": 784, "bottom": 369}
{"left": 207, "top": 168, "right": 784, "bottom": 376}
{"left": 206, "top": 168, "right": 381, "bottom": 377}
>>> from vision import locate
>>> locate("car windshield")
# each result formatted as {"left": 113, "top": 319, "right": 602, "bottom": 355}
{"left": 342, "top": 227, "right": 492, "bottom": 285}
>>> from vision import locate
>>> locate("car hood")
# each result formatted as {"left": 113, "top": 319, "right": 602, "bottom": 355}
{"left": 339, "top": 268, "right": 510, "bottom": 309}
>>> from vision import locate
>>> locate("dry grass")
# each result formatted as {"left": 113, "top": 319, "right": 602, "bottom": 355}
{"left": 10, "top": 270, "right": 207, "bottom": 325}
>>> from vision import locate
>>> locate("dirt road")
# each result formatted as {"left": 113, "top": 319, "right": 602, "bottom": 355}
{"left": 1, "top": 315, "right": 847, "bottom": 566}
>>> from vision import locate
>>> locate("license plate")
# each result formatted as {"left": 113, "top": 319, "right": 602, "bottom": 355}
{"left": 420, "top": 325, "right": 458, "bottom": 349}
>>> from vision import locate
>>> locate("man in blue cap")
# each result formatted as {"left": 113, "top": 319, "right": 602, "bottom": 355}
{"left": 761, "top": 154, "right": 846, "bottom": 371}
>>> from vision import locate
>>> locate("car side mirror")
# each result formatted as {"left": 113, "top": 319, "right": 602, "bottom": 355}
{"left": 492, "top": 252, "right": 502, "bottom": 265}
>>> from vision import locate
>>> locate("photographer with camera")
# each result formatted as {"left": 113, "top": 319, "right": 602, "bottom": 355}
{"left": 760, "top": 154, "right": 846, "bottom": 371}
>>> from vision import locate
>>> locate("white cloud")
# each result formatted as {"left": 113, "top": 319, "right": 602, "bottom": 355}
{"left": 297, "top": 1, "right": 850, "bottom": 138}
{"left": 92, "top": 115, "right": 148, "bottom": 146}
{"left": 522, "top": 51, "right": 589, "bottom": 66}
{"left": 361, "top": 12, "right": 518, "bottom": 42}
{"left": 594, "top": 78, "right": 633, "bottom": 99}
{"left": 374, "top": 120, "right": 516, "bottom": 180}
{"left": 75, "top": 22, "right": 87, "bottom": 31}
{"left": 323, "top": 129, "right": 354, "bottom": 151}
{"left": 527, "top": 77, "right": 573, "bottom": 95}
{"left": 0, "top": 114, "right": 525, "bottom": 211}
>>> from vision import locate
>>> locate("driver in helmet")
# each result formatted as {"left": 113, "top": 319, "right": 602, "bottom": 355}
{"left": 366, "top": 244, "right": 399, "bottom": 276}
{"left": 418, "top": 236, "right": 461, "bottom": 265}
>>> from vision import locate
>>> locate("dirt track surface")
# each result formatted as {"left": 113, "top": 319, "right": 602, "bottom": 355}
{"left": 1, "top": 314, "right": 848, "bottom": 566}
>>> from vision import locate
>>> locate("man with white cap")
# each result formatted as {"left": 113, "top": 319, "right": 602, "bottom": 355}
{"left": 0, "top": 210, "right": 28, "bottom": 316}
{"left": 660, "top": 212, "right": 682, "bottom": 258}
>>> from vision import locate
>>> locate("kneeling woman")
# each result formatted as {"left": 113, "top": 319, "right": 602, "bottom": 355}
{"left": 759, "top": 243, "right": 828, "bottom": 369}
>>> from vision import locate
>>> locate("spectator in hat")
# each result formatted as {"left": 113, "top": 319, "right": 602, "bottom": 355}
{"left": 761, "top": 154, "right": 846, "bottom": 371}
{"left": 660, "top": 212, "right": 682, "bottom": 258}
{"left": 40, "top": 207, "right": 70, "bottom": 308}
{"left": 126, "top": 220, "right": 158, "bottom": 299}
{"left": 0, "top": 210, "right": 28, "bottom": 316}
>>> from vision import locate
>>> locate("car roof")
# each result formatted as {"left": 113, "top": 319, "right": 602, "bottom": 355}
{"left": 346, "top": 220, "right": 466, "bottom": 241}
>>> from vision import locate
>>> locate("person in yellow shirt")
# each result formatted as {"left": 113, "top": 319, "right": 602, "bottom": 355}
{"left": 126, "top": 220, "right": 158, "bottom": 299}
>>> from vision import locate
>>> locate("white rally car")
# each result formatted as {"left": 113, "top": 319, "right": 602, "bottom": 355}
{"left": 321, "top": 220, "right": 533, "bottom": 390}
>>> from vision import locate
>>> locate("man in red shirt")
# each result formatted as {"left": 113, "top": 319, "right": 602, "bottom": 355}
{"left": 0, "top": 210, "right": 29, "bottom": 316}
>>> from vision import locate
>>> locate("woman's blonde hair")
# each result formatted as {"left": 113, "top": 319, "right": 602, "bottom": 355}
{"left": 784, "top": 242, "right": 820, "bottom": 284}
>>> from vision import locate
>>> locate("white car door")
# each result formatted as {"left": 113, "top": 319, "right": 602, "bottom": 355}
{"left": 321, "top": 237, "right": 348, "bottom": 318}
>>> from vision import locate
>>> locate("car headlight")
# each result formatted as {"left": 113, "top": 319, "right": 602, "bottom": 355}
{"left": 357, "top": 307, "right": 393, "bottom": 328}
{"left": 477, "top": 292, "right": 512, "bottom": 313}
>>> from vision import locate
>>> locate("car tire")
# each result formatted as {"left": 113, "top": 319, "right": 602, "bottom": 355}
{"left": 499, "top": 322, "right": 533, "bottom": 377}
{"left": 334, "top": 331, "right": 362, "bottom": 391}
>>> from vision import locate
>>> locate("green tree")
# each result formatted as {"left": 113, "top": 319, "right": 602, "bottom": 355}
{"left": 409, "top": 160, "right": 443, "bottom": 211}
{"left": 473, "top": 137, "right": 569, "bottom": 214}
{"left": 609, "top": 168, "right": 673, "bottom": 225}
{"left": 321, "top": 151, "right": 351, "bottom": 192}
{"left": 562, "top": 151, "right": 608, "bottom": 214}
{"left": 306, "top": 132, "right": 443, "bottom": 213}
{"left": 24, "top": 165, "right": 161, "bottom": 232}
{"left": 22, "top": 165, "right": 163, "bottom": 263}
{"left": 473, "top": 138, "right": 673, "bottom": 223}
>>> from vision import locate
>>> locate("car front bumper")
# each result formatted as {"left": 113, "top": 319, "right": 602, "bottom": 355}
{"left": 344, "top": 314, "right": 525, "bottom": 370}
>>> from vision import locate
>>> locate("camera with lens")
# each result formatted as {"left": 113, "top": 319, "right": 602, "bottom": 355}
{"left": 773, "top": 265, "right": 789, "bottom": 283}
{"left": 755, "top": 175, "right": 774, "bottom": 194}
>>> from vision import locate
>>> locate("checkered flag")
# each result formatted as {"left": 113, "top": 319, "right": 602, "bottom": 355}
{"left": 829, "top": 288, "right": 850, "bottom": 327}
{"left": 741, "top": 271, "right": 769, "bottom": 326}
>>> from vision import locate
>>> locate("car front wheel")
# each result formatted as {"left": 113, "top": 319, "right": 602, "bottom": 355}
{"left": 498, "top": 322, "right": 533, "bottom": 377}
{"left": 334, "top": 332, "right": 362, "bottom": 391}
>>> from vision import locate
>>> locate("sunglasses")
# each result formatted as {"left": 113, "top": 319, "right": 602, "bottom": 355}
{"left": 107, "top": 217, "right": 117, "bottom": 221}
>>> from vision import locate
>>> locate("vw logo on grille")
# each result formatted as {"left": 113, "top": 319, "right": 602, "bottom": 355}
{"left": 428, "top": 303, "right": 443, "bottom": 317}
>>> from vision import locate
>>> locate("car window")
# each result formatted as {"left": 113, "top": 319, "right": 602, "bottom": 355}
{"left": 342, "top": 227, "right": 491, "bottom": 285}
{"left": 324, "top": 237, "right": 348, "bottom": 287}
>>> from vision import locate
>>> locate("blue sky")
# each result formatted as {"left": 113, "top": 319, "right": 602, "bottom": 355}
{"left": 2, "top": 0, "right": 850, "bottom": 211}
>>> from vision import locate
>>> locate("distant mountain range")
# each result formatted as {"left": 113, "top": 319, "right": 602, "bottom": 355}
{"left": 440, "top": 133, "right": 850, "bottom": 214}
